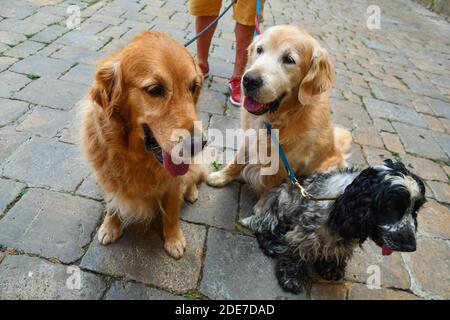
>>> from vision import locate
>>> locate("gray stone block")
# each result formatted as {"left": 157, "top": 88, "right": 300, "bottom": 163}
{"left": 16, "top": 106, "right": 68, "bottom": 137}
{"left": 181, "top": 182, "right": 239, "bottom": 230}
{"left": 0, "top": 56, "right": 18, "bottom": 72}
{"left": 364, "top": 98, "right": 427, "bottom": 128}
{"left": 2, "top": 137, "right": 90, "bottom": 192}
{"left": 0, "top": 188, "right": 103, "bottom": 263}
{"left": 9, "top": 55, "right": 73, "bottom": 78}
{"left": 0, "top": 70, "right": 31, "bottom": 98}
{"left": 393, "top": 122, "right": 447, "bottom": 161}
{"left": 14, "top": 78, "right": 88, "bottom": 110}
{"left": 0, "top": 178, "right": 25, "bottom": 214}
{"left": 0, "top": 97, "right": 29, "bottom": 127}
{"left": 60, "top": 63, "right": 95, "bottom": 86}
{"left": 3, "top": 40, "right": 45, "bottom": 59}
{"left": 0, "top": 255, "right": 106, "bottom": 300}
{"left": 76, "top": 174, "right": 103, "bottom": 200}
{"left": 0, "top": 30, "right": 27, "bottom": 46}
{"left": 105, "top": 281, "right": 185, "bottom": 300}
{"left": 81, "top": 221, "right": 206, "bottom": 292}
{"left": 0, "top": 126, "right": 30, "bottom": 165}
{"left": 200, "top": 228, "right": 307, "bottom": 300}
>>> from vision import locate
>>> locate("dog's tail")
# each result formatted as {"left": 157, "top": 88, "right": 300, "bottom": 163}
{"left": 334, "top": 127, "right": 352, "bottom": 158}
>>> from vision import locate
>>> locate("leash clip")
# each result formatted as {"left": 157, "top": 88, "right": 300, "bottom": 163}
{"left": 291, "top": 179, "right": 311, "bottom": 199}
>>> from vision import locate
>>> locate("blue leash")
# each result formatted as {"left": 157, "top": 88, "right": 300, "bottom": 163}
{"left": 264, "top": 121, "right": 337, "bottom": 201}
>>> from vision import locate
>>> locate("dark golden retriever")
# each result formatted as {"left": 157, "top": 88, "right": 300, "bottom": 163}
{"left": 81, "top": 32, "right": 205, "bottom": 259}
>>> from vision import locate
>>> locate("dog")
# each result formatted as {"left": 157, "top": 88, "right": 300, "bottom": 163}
{"left": 207, "top": 25, "right": 351, "bottom": 202}
{"left": 81, "top": 32, "right": 206, "bottom": 259}
{"left": 241, "top": 159, "right": 426, "bottom": 294}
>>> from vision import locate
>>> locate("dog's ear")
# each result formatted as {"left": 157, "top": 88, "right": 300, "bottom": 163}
{"left": 328, "top": 168, "right": 380, "bottom": 241}
{"left": 298, "top": 47, "right": 333, "bottom": 105}
{"left": 89, "top": 56, "right": 122, "bottom": 117}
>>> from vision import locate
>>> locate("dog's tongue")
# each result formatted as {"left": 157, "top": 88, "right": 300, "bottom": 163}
{"left": 243, "top": 96, "right": 266, "bottom": 113}
{"left": 382, "top": 244, "right": 393, "bottom": 256}
{"left": 162, "top": 151, "right": 189, "bottom": 177}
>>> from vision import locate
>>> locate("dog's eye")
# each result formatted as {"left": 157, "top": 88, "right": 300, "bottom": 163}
{"left": 283, "top": 55, "right": 295, "bottom": 64}
{"left": 190, "top": 82, "right": 199, "bottom": 94}
{"left": 256, "top": 46, "right": 264, "bottom": 55}
{"left": 147, "top": 84, "right": 164, "bottom": 97}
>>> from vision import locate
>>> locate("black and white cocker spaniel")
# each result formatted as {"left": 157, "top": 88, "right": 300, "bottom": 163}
{"left": 241, "top": 160, "right": 426, "bottom": 294}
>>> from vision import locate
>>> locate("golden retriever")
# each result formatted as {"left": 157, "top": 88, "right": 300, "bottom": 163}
{"left": 81, "top": 32, "right": 206, "bottom": 259}
{"left": 207, "top": 25, "right": 351, "bottom": 200}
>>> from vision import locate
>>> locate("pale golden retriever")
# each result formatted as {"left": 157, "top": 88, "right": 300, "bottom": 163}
{"left": 207, "top": 25, "right": 351, "bottom": 199}
{"left": 81, "top": 32, "right": 206, "bottom": 259}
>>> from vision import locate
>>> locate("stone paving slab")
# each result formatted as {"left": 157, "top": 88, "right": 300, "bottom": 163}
{"left": 417, "top": 200, "right": 450, "bottom": 240}
{"left": 0, "top": 188, "right": 103, "bottom": 263}
{"left": 200, "top": 228, "right": 307, "bottom": 300}
{"left": 0, "top": 126, "right": 30, "bottom": 165}
{"left": 76, "top": 174, "right": 103, "bottom": 201}
{"left": 181, "top": 182, "right": 239, "bottom": 230}
{"left": 310, "top": 283, "right": 348, "bottom": 300}
{"left": 393, "top": 122, "right": 447, "bottom": 161}
{"left": 14, "top": 78, "right": 88, "bottom": 110}
{"left": 403, "top": 237, "right": 450, "bottom": 298}
{"left": 347, "top": 283, "right": 421, "bottom": 300}
{"left": 81, "top": 221, "right": 206, "bottom": 293}
{"left": 0, "top": 178, "right": 25, "bottom": 215}
{"left": 364, "top": 98, "right": 428, "bottom": 128}
{"left": 9, "top": 55, "right": 74, "bottom": 79}
{"left": 0, "top": 70, "right": 31, "bottom": 98}
{"left": 2, "top": 137, "right": 90, "bottom": 192}
{"left": 0, "top": 97, "right": 29, "bottom": 127}
{"left": 16, "top": 105, "right": 68, "bottom": 138}
{"left": 345, "top": 241, "right": 411, "bottom": 290}
{"left": 0, "top": 255, "right": 106, "bottom": 300}
{"left": 105, "top": 281, "right": 185, "bottom": 300}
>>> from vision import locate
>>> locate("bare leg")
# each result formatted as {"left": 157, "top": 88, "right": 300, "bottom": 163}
{"left": 233, "top": 22, "right": 255, "bottom": 77}
{"left": 195, "top": 16, "right": 218, "bottom": 69}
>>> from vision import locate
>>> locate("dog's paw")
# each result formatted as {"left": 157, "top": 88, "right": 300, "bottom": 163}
{"left": 239, "top": 216, "right": 253, "bottom": 228}
{"left": 98, "top": 218, "right": 123, "bottom": 245}
{"left": 184, "top": 186, "right": 199, "bottom": 203}
{"left": 164, "top": 233, "right": 186, "bottom": 259}
{"left": 275, "top": 257, "right": 310, "bottom": 295}
{"left": 206, "top": 171, "right": 231, "bottom": 187}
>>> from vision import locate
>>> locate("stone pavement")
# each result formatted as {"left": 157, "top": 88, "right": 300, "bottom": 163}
{"left": 0, "top": 0, "right": 449, "bottom": 300}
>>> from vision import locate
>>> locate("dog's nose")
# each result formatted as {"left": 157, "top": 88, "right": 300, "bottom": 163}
{"left": 243, "top": 72, "right": 263, "bottom": 91}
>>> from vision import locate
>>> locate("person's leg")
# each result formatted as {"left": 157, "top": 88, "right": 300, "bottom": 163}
{"left": 188, "top": 0, "right": 222, "bottom": 76}
{"left": 228, "top": 0, "right": 264, "bottom": 105}
{"left": 232, "top": 23, "right": 255, "bottom": 77}
{"left": 195, "top": 16, "right": 218, "bottom": 72}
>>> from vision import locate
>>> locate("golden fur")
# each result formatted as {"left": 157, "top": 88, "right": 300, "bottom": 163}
{"left": 207, "top": 25, "right": 352, "bottom": 198}
{"left": 81, "top": 32, "right": 205, "bottom": 259}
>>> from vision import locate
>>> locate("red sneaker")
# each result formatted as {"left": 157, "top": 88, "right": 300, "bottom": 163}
{"left": 228, "top": 76, "right": 242, "bottom": 106}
